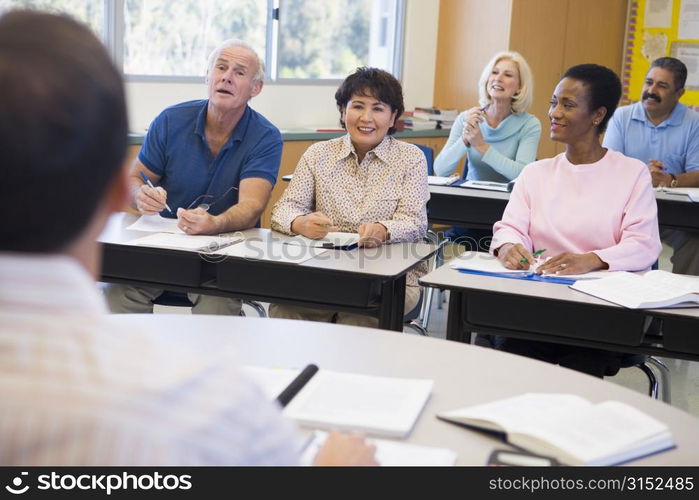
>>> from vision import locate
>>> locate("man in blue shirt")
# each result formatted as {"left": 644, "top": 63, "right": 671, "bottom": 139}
{"left": 106, "top": 39, "right": 282, "bottom": 314}
{"left": 603, "top": 57, "right": 699, "bottom": 275}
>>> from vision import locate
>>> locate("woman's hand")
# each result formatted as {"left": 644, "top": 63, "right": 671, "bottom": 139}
{"left": 358, "top": 222, "right": 388, "bottom": 248}
{"left": 496, "top": 243, "right": 535, "bottom": 270}
{"left": 537, "top": 252, "right": 608, "bottom": 275}
{"left": 291, "top": 212, "right": 338, "bottom": 239}
{"left": 462, "top": 106, "right": 487, "bottom": 153}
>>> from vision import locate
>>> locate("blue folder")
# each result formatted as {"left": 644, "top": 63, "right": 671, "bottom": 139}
{"left": 456, "top": 268, "right": 576, "bottom": 285}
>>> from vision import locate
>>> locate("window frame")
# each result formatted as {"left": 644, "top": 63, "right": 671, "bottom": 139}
{"left": 104, "top": 0, "right": 404, "bottom": 84}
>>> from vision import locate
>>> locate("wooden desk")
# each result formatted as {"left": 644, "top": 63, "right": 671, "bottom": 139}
{"left": 99, "top": 213, "right": 436, "bottom": 331}
{"left": 427, "top": 185, "right": 699, "bottom": 233}
{"left": 419, "top": 258, "right": 699, "bottom": 362}
{"left": 111, "top": 314, "right": 699, "bottom": 465}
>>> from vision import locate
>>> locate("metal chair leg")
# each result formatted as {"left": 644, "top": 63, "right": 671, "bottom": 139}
{"left": 405, "top": 320, "right": 429, "bottom": 336}
{"left": 242, "top": 300, "right": 267, "bottom": 318}
{"left": 636, "top": 363, "right": 659, "bottom": 399}
{"left": 646, "top": 357, "right": 672, "bottom": 404}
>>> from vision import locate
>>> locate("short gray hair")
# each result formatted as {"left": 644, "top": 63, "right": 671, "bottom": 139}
{"left": 206, "top": 39, "right": 265, "bottom": 83}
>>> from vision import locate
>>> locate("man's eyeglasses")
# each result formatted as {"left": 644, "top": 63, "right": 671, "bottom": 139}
{"left": 185, "top": 185, "right": 238, "bottom": 212}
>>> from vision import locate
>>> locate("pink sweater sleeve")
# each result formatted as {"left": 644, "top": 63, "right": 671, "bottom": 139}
{"left": 592, "top": 167, "right": 661, "bottom": 271}
{"left": 490, "top": 170, "right": 534, "bottom": 254}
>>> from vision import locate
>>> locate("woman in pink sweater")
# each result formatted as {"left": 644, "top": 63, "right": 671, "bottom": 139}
{"left": 490, "top": 64, "right": 661, "bottom": 377}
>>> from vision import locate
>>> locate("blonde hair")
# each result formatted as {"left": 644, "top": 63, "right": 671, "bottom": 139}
{"left": 477, "top": 51, "right": 533, "bottom": 113}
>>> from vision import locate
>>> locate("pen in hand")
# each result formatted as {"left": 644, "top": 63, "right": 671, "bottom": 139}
{"left": 520, "top": 248, "right": 547, "bottom": 264}
{"left": 139, "top": 171, "right": 172, "bottom": 213}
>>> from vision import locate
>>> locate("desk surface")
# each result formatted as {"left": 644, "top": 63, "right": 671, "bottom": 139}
{"left": 111, "top": 315, "right": 699, "bottom": 465}
{"left": 420, "top": 256, "right": 699, "bottom": 360}
{"left": 100, "top": 213, "right": 435, "bottom": 279}
{"left": 99, "top": 213, "right": 435, "bottom": 330}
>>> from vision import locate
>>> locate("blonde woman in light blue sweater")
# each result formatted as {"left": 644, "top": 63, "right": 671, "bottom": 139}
{"left": 434, "top": 51, "right": 541, "bottom": 181}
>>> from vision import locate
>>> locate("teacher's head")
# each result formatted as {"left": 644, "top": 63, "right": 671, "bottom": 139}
{"left": 478, "top": 51, "right": 533, "bottom": 113}
{"left": 549, "top": 64, "right": 621, "bottom": 145}
{"left": 0, "top": 10, "right": 128, "bottom": 253}
{"left": 335, "top": 67, "right": 403, "bottom": 158}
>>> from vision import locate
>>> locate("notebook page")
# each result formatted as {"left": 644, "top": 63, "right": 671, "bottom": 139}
{"left": 284, "top": 371, "right": 433, "bottom": 437}
{"left": 571, "top": 272, "right": 699, "bottom": 308}
{"left": 300, "top": 430, "right": 457, "bottom": 466}
{"left": 127, "top": 214, "right": 183, "bottom": 234}
{"left": 644, "top": 270, "right": 699, "bottom": 293}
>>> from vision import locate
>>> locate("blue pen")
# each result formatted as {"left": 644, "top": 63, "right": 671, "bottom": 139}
{"left": 139, "top": 171, "right": 172, "bottom": 213}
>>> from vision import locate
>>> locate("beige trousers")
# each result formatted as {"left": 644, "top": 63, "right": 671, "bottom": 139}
{"left": 104, "top": 284, "right": 242, "bottom": 315}
{"left": 268, "top": 285, "right": 421, "bottom": 329}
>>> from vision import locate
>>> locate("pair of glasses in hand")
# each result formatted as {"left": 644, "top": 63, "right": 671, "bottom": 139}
{"left": 185, "top": 185, "right": 238, "bottom": 212}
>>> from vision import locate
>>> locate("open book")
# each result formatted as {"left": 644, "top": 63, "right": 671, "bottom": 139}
{"left": 242, "top": 365, "right": 433, "bottom": 438}
{"left": 571, "top": 270, "right": 699, "bottom": 308}
{"left": 285, "top": 232, "right": 360, "bottom": 250}
{"left": 125, "top": 232, "right": 243, "bottom": 253}
{"left": 438, "top": 393, "right": 674, "bottom": 465}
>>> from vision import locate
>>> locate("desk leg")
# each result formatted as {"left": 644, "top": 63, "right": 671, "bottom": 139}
{"left": 446, "top": 290, "right": 467, "bottom": 342}
{"left": 379, "top": 275, "right": 406, "bottom": 331}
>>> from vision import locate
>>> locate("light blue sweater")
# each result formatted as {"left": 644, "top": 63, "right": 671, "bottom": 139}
{"left": 433, "top": 110, "right": 541, "bottom": 182}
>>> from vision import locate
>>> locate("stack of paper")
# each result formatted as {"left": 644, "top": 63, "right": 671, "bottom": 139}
{"left": 459, "top": 180, "right": 514, "bottom": 192}
{"left": 428, "top": 175, "right": 460, "bottom": 186}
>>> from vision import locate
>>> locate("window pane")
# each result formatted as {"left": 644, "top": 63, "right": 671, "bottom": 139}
{"left": 124, "top": 0, "right": 267, "bottom": 77}
{"left": 277, "top": 0, "right": 399, "bottom": 79}
{"left": 0, "top": 0, "right": 104, "bottom": 38}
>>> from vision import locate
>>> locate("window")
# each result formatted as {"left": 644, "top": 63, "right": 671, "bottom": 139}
{"left": 0, "top": 0, "right": 404, "bottom": 82}
{"left": 123, "top": 0, "right": 267, "bottom": 77}
{"left": 0, "top": 0, "right": 104, "bottom": 37}
{"left": 276, "top": 0, "right": 402, "bottom": 80}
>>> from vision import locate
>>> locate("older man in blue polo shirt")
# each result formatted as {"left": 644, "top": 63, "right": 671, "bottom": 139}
{"left": 106, "top": 39, "right": 282, "bottom": 314}
{"left": 603, "top": 57, "right": 699, "bottom": 275}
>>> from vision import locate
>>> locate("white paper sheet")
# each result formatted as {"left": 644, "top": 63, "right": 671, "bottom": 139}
{"left": 300, "top": 430, "right": 457, "bottom": 466}
{"left": 126, "top": 215, "right": 183, "bottom": 234}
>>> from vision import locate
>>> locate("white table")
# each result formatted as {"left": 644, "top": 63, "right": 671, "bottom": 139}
{"left": 99, "top": 213, "right": 436, "bottom": 330}
{"left": 112, "top": 315, "right": 699, "bottom": 465}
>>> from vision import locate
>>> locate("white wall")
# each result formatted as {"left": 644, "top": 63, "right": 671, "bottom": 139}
{"left": 125, "top": 0, "right": 439, "bottom": 131}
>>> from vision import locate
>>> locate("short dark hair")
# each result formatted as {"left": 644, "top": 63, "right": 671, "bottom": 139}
{"left": 562, "top": 63, "right": 621, "bottom": 134}
{"left": 650, "top": 57, "right": 687, "bottom": 89}
{"left": 0, "top": 10, "right": 127, "bottom": 252}
{"left": 335, "top": 67, "right": 404, "bottom": 135}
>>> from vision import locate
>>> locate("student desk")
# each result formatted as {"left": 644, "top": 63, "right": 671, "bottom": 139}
{"left": 419, "top": 260, "right": 699, "bottom": 362}
{"left": 99, "top": 213, "right": 436, "bottom": 331}
{"left": 427, "top": 185, "right": 699, "bottom": 232}
{"left": 112, "top": 315, "right": 699, "bottom": 465}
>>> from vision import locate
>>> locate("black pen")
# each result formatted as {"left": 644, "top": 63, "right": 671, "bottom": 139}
{"left": 276, "top": 364, "right": 319, "bottom": 407}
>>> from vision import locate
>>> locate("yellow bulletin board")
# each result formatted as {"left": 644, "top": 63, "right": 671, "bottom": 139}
{"left": 623, "top": 0, "right": 699, "bottom": 109}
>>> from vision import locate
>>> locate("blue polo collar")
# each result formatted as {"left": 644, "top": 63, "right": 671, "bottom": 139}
{"left": 194, "top": 101, "right": 252, "bottom": 148}
{"left": 631, "top": 101, "right": 686, "bottom": 128}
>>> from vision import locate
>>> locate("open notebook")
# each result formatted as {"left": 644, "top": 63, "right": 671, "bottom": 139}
{"left": 571, "top": 270, "right": 699, "bottom": 308}
{"left": 242, "top": 365, "right": 433, "bottom": 438}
